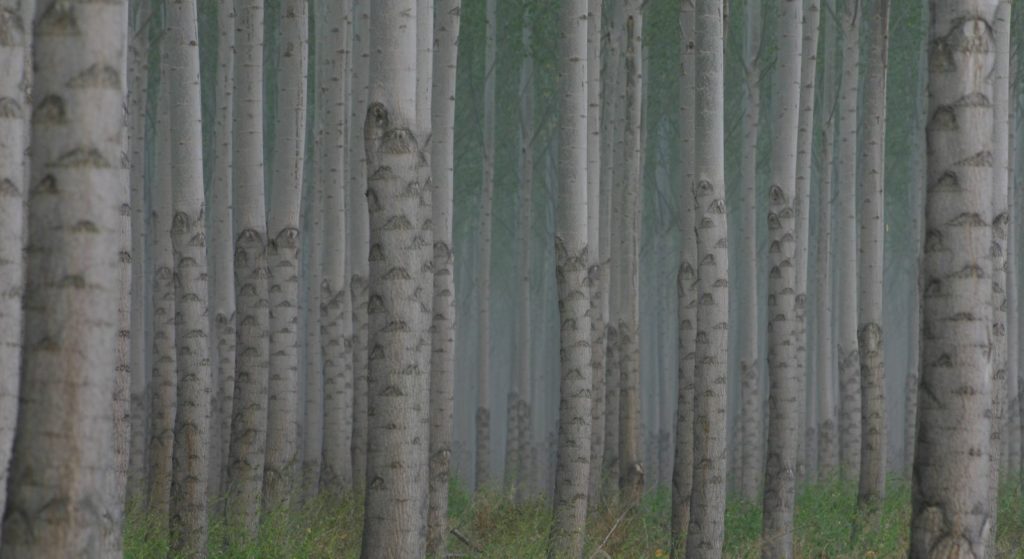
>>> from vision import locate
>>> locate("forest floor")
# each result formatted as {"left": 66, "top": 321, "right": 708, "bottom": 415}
{"left": 125, "top": 476, "right": 1024, "bottom": 558}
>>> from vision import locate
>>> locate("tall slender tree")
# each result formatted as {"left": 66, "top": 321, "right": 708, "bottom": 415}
{"left": 910, "top": 1, "right": 998, "bottom": 556}
{"left": 1, "top": 0, "right": 126, "bottom": 554}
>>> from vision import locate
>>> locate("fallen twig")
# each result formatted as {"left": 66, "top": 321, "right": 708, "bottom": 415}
{"left": 449, "top": 527, "right": 483, "bottom": 554}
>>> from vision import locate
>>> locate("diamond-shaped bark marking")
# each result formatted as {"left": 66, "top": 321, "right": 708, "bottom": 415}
{"left": 0, "top": 97, "right": 22, "bottom": 118}
{"left": 51, "top": 147, "right": 111, "bottom": 169}
{"left": 68, "top": 64, "right": 119, "bottom": 89}
{"left": 37, "top": 2, "right": 80, "bottom": 36}
{"left": 34, "top": 95, "right": 67, "bottom": 124}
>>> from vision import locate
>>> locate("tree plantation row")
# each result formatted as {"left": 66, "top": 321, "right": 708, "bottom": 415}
{"left": 0, "top": 0, "right": 1020, "bottom": 558}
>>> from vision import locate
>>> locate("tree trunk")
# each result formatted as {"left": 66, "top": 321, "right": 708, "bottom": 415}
{"left": 685, "top": 0, "right": 729, "bottom": 555}
{"left": 761, "top": 0, "right": 803, "bottom": 556}
{"left": 835, "top": 0, "right": 861, "bottom": 480}
{"left": 227, "top": 0, "right": 270, "bottom": 539}
{"left": 1, "top": 0, "right": 126, "bottom": 554}
{"left": 854, "top": 0, "right": 890, "bottom": 526}
{"left": 910, "top": 1, "right": 998, "bottom": 556}
{"left": 548, "top": 0, "right": 591, "bottom": 554}
{"left": 671, "top": 1, "right": 696, "bottom": 552}
{"left": 427, "top": 0, "right": 460, "bottom": 553}
{"left": 209, "top": 0, "right": 236, "bottom": 505}
{"left": 319, "top": 0, "right": 355, "bottom": 496}
{"left": 302, "top": 125, "right": 324, "bottom": 501}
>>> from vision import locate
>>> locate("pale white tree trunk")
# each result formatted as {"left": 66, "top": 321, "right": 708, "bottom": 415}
{"left": 302, "top": 129, "right": 323, "bottom": 501}
{"left": 319, "top": 0, "right": 355, "bottom": 496}
{"left": 167, "top": 0, "right": 213, "bottom": 552}
{"left": 549, "top": 0, "right": 591, "bottom": 555}
{"left": 358, "top": 1, "right": 431, "bottom": 555}
{"left": 685, "top": 0, "right": 729, "bottom": 554}
{"left": 671, "top": 1, "right": 696, "bottom": 552}
{"left": 1, "top": 0, "right": 126, "bottom": 554}
{"left": 910, "top": 1, "right": 998, "bottom": 556}
{"left": 148, "top": 47, "right": 177, "bottom": 529}
{"left": 227, "top": 0, "right": 270, "bottom": 539}
{"left": 855, "top": 0, "right": 889, "bottom": 523}
{"left": 737, "top": 0, "right": 762, "bottom": 504}
{"left": 761, "top": 0, "right": 803, "bottom": 556}
{"left": 475, "top": 0, "right": 496, "bottom": 490}
{"left": 835, "top": 0, "right": 861, "bottom": 480}
{"left": 348, "top": 0, "right": 371, "bottom": 488}
{"left": 264, "top": 0, "right": 308, "bottom": 511}
{"left": 427, "top": 0, "right": 460, "bottom": 553}
{"left": 0, "top": 0, "right": 33, "bottom": 533}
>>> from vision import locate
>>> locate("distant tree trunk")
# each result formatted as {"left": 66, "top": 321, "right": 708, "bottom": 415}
{"left": 348, "top": 0, "right": 371, "bottom": 488}
{"left": 548, "top": 0, "right": 591, "bottom": 554}
{"left": 319, "top": 0, "right": 355, "bottom": 495}
{"left": 127, "top": 0, "right": 150, "bottom": 507}
{"left": 302, "top": 128, "right": 324, "bottom": 501}
{"left": 738, "top": 0, "right": 762, "bottom": 503}
{"left": 671, "top": 1, "right": 696, "bottom": 553}
{"left": 209, "top": 0, "right": 236, "bottom": 505}
{"left": 685, "top": 0, "right": 729, "bottom": 555}
{"left": 263, "top": 0, "right": 308, "bottom": 511}
{"left": 1, "top": 0, "right": 126, "bottom": 554}
{"left": 988, "top": 1, "right": 1012, "bottom": 551}
{"left": 1006, "top": 53, "right": 1021, "bottom": 476}
{"left": 475, "top": 0, "right": 496, "bottom": 490}
{"left": 227, "top": 0, "right": 270, "bottom": 539}
{"left": 358, "top": 1, "right": 431, "bottom": 556}
{"left": 761, "top": 0, "right": 803, "bottom": 556}
{"left": 0, "top": 0, "right": 31, "bottom": 541}
{"left": 910, "top": 1, "right": 998, "bottom": 556}
{"left": 166, "top": 0, "right": 213, "bottom": 553}
{"left": 793, "top": 0, "right": 820, "bottom": 485}
{"left": 835, "top": 0, "right": 861, "bottom": 480}
{"left": 854, "top": 0, "right": 889, "bottom": 525}
{"left": 148, "top": 48, "right": 177, "bottom": 529}
{"left": 618, "top": 0, "right": 644, "bottom": 505}
{"left": 427, "top": 0, "right": 461, "bottom": 553}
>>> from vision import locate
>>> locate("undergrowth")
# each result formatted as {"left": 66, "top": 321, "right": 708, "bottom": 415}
{"left": 125, "top": 476, "right": 1024, "bottom": 558}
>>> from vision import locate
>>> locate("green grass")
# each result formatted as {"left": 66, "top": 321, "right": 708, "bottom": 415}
{"left": 125, "top": 477, "right": 1024, "bottom": 558}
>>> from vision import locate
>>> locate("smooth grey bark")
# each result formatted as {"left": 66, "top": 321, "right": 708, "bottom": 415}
{"left": 0, "top": 0, "right": 32, "bottom": 534}
{"left": 910, "top": 1, "right": 998, "bottom": 556}
{"left": 548, "top": 0, "right": 591, "bottom": 555}
{"left": 738, "top": 0, "right": 762, "bottom": 504}
{"left": 1, "top": 0, "right": 126, "bottom": 554}
{"left": 685, "top": 0, "right": 729, "bottom": 555}
{"left": 226, "top": 0, "right": 270, "bottom": 539}
{"left": 427, "top": 0, "right": 460, "bottom": 553}
{"left": 167, "top": 0, "right": 213, "bottom": 553}
{"left": 475, "top": 0, "right": 495, "bottom": 490}
{"left": 835, "top": 0, "right": 861, "bottom": 480}
{"left": 264, "top": 0, "right": 308, "bottom": 511}
{"left": 148, "top": 47, "right": 177, "bottom": 529}
{"left": 359, "top": 2, "right": 431, "bottom": 556}
{"left": 854, "top": 0, "right": 889, "bottom": 524}
{"left": 319, "top": 0, "right": 355, "bottom": 496}
{"left": 671, "top": 1, "right": 696, "bottom": 553}
{"left": 761, "top": 0, "right": 803, "bottom": 556}
{"left": 209, "top": 0, "right": 236, "bottom": 505}
{"left": 302, "top": 127, "right": 323, "bottom": 501}
{"left": 348, "top": 0, "right": 370, "bottom": 489}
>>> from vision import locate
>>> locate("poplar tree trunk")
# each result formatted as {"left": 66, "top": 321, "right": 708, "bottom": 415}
{"left": 736, "top": 0, "right": 762, "bottom": 504}
{"left": 671, "top": 1, "right": 696, "bottom": 552}
{"left": 761, "top": 0, "right": 803, "bottom": 556}
{"left": 685, "top": 0, "right": 729, "bottom": 554}
{"left": 0, "top": 0, "right": 32, "bottom": 532}
{"left": 475, "top": 0, "right": 496, "bottom": 490}
{"left": 855, "top": 0, "right": 890, "bottom": 523}
{"left": 227, "top": 0, "right": 270, "bottom": 538}
{"left": 427, "top": 0, "right": 461, "bottom": 553}
{"left": 910, "top": 1, "right": 998, "bottom": 556}
{"left": 264, "top": 0, "right": 308, "bottom": 511}
{"left": 319, "top": 0, "right": 355, "bottom": 495}
{"left": 835, "top": 0, "right": 861, "bottom": 480}
{"left": 1, "top": 0, "right": 126, "bottom": 554}
{"left": 548, "top": 0, "right": 591, "bottom": 554}
{"left": 148, "top": 47, "right": 177, "bottom": 529}
{"left": 359, "top": 2, "right": 431, "bottom": 556}
{"left": 209, "top": 0, "right": 236, "bottom": 504}
{"left": 302, "top": 125, "right": 324, "bottom": 501}
{"left": 166, "top": 0, "right": 213, "bottom": 553}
